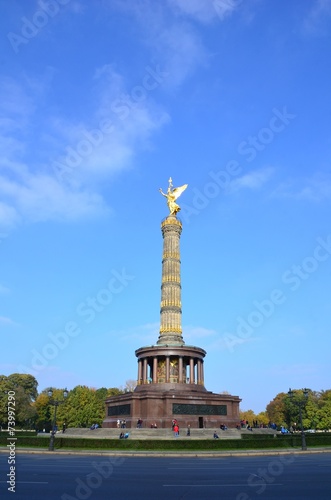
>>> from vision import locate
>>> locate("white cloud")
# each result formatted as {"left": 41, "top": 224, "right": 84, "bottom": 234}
{"left": 0, "top": 173, "right": 110, "bottom": 225}
{"left": 302, "top": 0, "right": 331, "bottom": 36}
{"left": 108, "top": 1, "right": 209, "bottom": 88}
{"left": 167, "top": 0, "right": 241, "bottom": 23}
{"left": 51, "top": 64, "right": 170, "bottom": 187}
{"left": 183, "top": 325, "right": 217, "bottom": 341}
{"left": 154, "top": 22, "right": 207, "bottom": 89}
{"left": 229, "top": 167, "right": 274, "bottom": 193}
{"left": 0, "top": 316, "right": 17, "bottom": 326}
{"left": 0, "top": 202, "right": 20, "bottom": 228}
{"left": 0, "top": 0, "right": 242, "bottom": 230}
{"left": 0, "top": 65, "right": 170, "bottom": 228}
{"left": 272, "top": 173, "right": 331, "bottom": 201}
{"left": 0, "top": 284, "right": 10, "bottom": 295}
{"left": 208, "top": 335, "right": 258, "bottom": 352}
{"left": 113, "top": 322, "right": 159, "bottom": 344}
{"left": 0, "top": 76, "right": 35, "bottom": 127}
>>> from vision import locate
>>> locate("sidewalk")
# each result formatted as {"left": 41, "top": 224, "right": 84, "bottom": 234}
{"left": 1, "top": 446, "right": 330, "bottom": 458}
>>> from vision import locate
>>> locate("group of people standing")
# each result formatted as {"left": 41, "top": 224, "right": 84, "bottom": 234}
{"left": 117, "top": 419, "right": 127, "bottom": 428}
{"left": 172, "top": 420, "right": 192, "bottom": 437}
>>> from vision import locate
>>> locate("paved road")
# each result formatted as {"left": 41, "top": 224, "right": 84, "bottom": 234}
{"left": 1, "top": 452, "right": 331, "bottom": 499}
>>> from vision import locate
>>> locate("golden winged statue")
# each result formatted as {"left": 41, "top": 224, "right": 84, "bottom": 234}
{"left": 159, "top": 177, "right": 188, "bottom": 215}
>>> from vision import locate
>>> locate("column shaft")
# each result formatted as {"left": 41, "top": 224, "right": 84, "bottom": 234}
{"left": 158, "top": 216, "right": 184, "bottom": 345}
{"left": 166, "top": 356, "right": 170, "bottom": 383}
{"left": 137, "top": 359, "right": 142, "bottom": 385}
{"left": 189, "top": 358, "right": 194, "bottom": 384}
{"left": 197, "top": 359, "right": 201, "bottom": 384}
{"left": 153, "top": 357, "right": 158, "bottom": 383}
{"left": 143, "top": 358, "right": 147, "bottom": 384}
{"left": 179, "top": 356, "right": 183, "bottom": 383}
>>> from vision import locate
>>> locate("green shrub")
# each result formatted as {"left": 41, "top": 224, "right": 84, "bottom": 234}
{"left": 1, "top": 433, "right": 330, "bottom": 451}
{"left": 241, "top": 433, "right": 275, "bottom": 440}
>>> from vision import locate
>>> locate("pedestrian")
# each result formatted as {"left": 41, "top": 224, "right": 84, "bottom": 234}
{"left": 173, "top": 423, "right": 179, "bottom": 437}
{"left": 186, "top": 424, "right": 191, "bottom": 436}
{"left": 213, "top": 431, "right": 219, "bottom": 439}
{"left": 62, "top": 422, "right": 66, "bottom": 433}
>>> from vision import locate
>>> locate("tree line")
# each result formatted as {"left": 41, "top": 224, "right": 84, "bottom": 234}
{"left": 0, "top": 374, "right": 124, "bottom": 431}
{"left": 240, "top": 389, "right": 331, "bottom": 430}
{"left": 1, "top": 374, "right": 330, "bottom": 430}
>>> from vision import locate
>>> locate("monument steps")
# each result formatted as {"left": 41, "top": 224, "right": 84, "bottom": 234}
{"left": 53, "top": 427, "right": 276, "bottom": 440}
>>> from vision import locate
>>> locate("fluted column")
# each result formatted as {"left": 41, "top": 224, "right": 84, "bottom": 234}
{"left": 166, "top": 356, "right": 170, "bottom": 383}
{"left": 157, "top": 215, "right": 184, "bottom": 345}
{"left": 153, "top": 357, "right": 158, "bottom": 383}
{"left": 179, "top": 356, "right": 183, "bottom": 383}
{"left": 197, "top": 359, "right": 201, "bottom": 384}
{"left": 137, "top": 359, "right": 142, "bottom": 385}
{"left": 189, "top": 358, "right": 194, "bottom": 384}
{"left": 143, "top": 358, "right": 147, "bottom": 384}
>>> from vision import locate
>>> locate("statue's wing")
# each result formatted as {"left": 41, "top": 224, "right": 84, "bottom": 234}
{"left": 172, "top": 184, "right": 188, "bottom": 200}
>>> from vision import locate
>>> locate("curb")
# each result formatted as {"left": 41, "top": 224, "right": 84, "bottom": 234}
{"left": 1, "top": 447, "right": 330, "bottom": 458}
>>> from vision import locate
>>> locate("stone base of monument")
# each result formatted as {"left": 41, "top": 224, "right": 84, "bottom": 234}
{"left": 103, "top": 387, "right": 241, "bottom": 430}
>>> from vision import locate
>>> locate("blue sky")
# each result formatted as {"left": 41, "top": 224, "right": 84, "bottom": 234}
{"left": 1, "top": 0, "right": 331, "bottom": 413}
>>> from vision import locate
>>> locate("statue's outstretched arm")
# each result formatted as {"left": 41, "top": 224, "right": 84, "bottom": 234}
{"left": 159, "top": 188, "right": 167, "bottom": 198}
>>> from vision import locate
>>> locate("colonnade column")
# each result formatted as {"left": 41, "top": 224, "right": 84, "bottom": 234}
{"left": 137, "top": 359, "right": 142, "bottom": 385}
{"left": 153, "top": 357, "right": 158, "bottom": 383}
{"left": 189, "top": 358, "right": 194, "bottom": 384}
{"left": 197, "top": 359, "right": 201, "bottom": 384}
{"left": 166, "top": 356, "right": 170, "bottom": 383}
{"left": 179, "top": 356, "right": 183, "bottom": 383}
{"left": 143, "top": 358, "right": 147, "bottom": 383}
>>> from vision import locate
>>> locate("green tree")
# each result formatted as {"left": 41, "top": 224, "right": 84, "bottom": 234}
{"left": 284, "top": 389, "right": 313, "bottom": 430}
{"left": 7, "top": 374, "right": 38, "bottom": 401}
{"left": 0, "top": 374, "right": 38, "bottom": 428}
{"left": 106, "top": 387, "right": 123, "bottom": 397}
{"left": 266, "top": 392, "right": 288, "bottom": 426}
{"left": 0, "top": 376, "right": 13, "bottom": 428}
{"left": 303, "top": 392, "right": 319, "bottom": 429}
{"left": 34, "top": 391, "right": 53, "bottom": 431}
{"left": 256, "top": 411, "right": 270, "bottom": 426}
{"left": 62, "top": 386, "right": 104, "bottom": 427}
{"left": 319, "top": 389, "right": 331, "bottom": 402}
{"left": 239, "top": 409, "right": 269, "bottom": 426}
{"left": 34, "top": 385, "right": 125, "bottom": 430}
{"left": 316, "top": 390, "right": 331, "bottom": 430}
{"left": 267, "top": 389, "right": 320, "bottom": 430}
{"left": 239, "top": 409, "right": 256, "bottom": 425}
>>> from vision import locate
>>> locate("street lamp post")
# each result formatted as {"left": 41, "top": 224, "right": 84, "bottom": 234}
{"left": 48, "top": 388, "right": 68, "bottom": 451}
{"left": 288, "top": 388, "right": 309, "bottom": 451}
